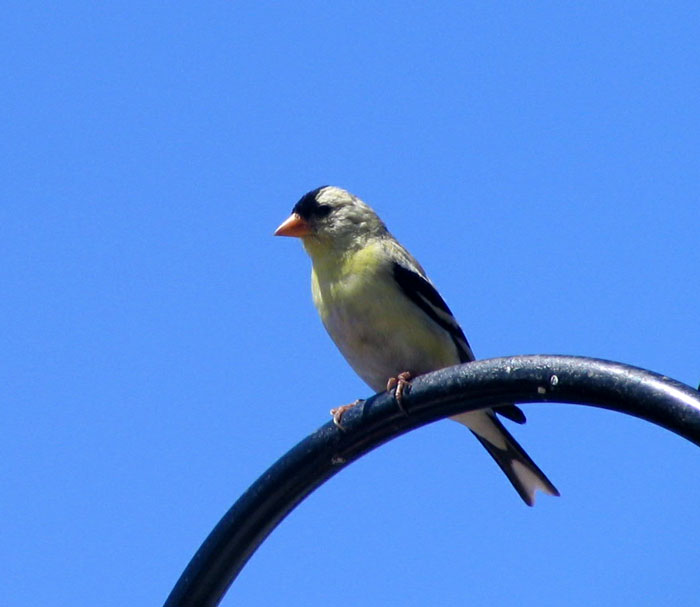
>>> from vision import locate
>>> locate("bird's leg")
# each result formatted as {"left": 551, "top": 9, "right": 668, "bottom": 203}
{"left": 386, "top": 371, "right": 412, "bottom": 414}
{"left": 330, "top": 399, "right": 364, "bottom": 430}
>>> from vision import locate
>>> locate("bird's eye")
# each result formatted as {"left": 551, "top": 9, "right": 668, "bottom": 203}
{"left": 315, "top": 204, "right": 332, "bottom": 218}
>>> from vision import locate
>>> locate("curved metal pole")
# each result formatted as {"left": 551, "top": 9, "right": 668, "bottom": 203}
{"left": 164, "top": 355, "right": 700, "bottom": 607}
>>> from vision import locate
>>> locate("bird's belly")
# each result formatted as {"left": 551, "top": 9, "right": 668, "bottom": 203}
{"left": 321, "top": 285, "right": 459, "bottom": 393}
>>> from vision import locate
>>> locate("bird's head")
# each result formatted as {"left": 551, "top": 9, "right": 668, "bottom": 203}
{"left": 274, "top": 186, "right": 387, "bottom": 255}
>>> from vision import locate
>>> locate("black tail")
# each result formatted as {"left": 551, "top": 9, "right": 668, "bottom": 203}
{"left": 452, "top": 410, "right": 559, "bottom": 506}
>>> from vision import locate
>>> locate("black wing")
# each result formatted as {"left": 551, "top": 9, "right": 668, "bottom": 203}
{"left": 392, "top": 262, "right": 475, "bottom": 363}
{"left": 392, "top": 261, "right": 526, "bottom": 425}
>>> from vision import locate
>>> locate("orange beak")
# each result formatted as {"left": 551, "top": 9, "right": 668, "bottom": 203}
{"left": 274, "top": 213, "right": 312, "bottom": 237}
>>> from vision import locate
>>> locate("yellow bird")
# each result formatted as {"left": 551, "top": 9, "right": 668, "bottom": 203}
{"left": 275, "top": 186, "right": 558, "bottom": 506}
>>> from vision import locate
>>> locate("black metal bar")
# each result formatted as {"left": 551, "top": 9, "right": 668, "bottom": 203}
{"left": 163, "top": 355, "right": 700, "bottom": 607}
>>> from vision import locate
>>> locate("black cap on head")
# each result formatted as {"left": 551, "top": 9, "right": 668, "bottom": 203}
{"left": 292, "top": 186, "right": 332, "bottom": 220}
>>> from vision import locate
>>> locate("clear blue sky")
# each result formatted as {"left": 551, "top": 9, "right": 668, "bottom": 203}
{"left": 3, "top": 3, "right": 699, "bottom": 605}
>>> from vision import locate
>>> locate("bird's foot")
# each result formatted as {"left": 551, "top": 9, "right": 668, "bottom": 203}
{"left": 387, "top": 371, "right": 412, "bottom": 414}
{"left": 330, "top": 399, "right": 363, "bottom": 430}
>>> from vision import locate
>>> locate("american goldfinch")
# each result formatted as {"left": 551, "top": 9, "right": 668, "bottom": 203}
{"left": 275, "top": 186, "right": 559, "bottom": 506}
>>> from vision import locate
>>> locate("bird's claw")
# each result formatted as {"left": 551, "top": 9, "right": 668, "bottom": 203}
{"left": 330, "top": 399, "right": 363, "bottom": 430}
{"left": 387, "top": 371, "right": 412, "bottom": 414}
